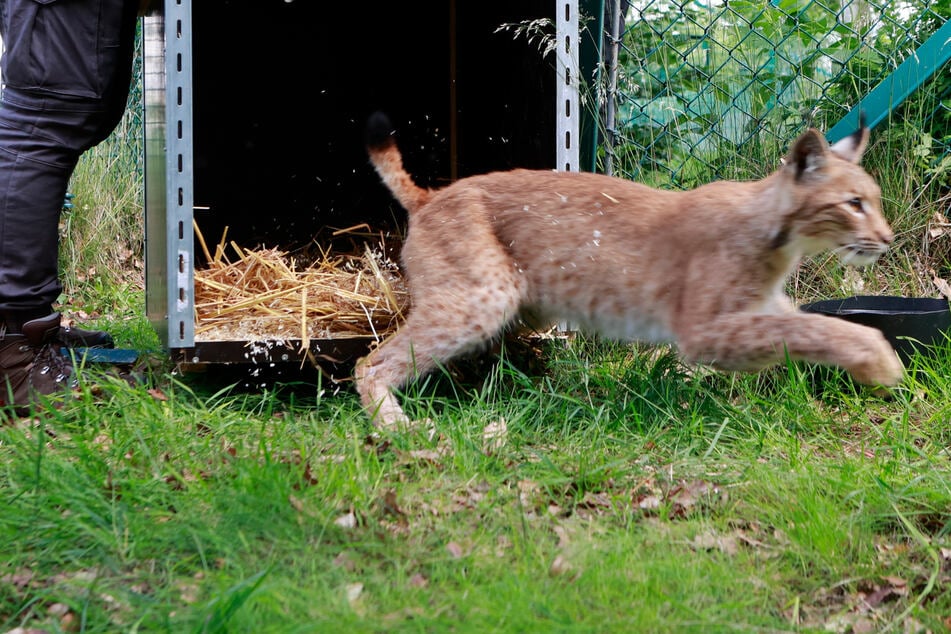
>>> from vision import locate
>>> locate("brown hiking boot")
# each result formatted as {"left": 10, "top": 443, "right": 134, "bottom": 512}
{"left": 0, "top": 313, "right": 78, "bottom": 412}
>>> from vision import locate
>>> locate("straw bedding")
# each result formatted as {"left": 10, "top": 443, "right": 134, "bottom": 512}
{"left": 192, "top": 223, "right": 409, "bottom": 346}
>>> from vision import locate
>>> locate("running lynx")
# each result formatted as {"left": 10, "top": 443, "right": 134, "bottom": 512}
{"left": 356, "top": 112, "right": 902, "bottom": 428}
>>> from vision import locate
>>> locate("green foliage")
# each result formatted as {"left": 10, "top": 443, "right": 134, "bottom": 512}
{"left": 609, "top": 0, "right": 950, "bottom": 187}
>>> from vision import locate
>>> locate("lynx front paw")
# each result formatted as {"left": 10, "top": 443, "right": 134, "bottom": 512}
{"left": 354, "top": 357, "right": 411, "bottom": 429}
{"left": 850, "top": 342, "right": 904, "bottom": 387}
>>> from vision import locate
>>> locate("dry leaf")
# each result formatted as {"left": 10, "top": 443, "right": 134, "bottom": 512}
{"left": 345, "top": 582, "right": 363, "bottom": 603}
{"left": 667, "top": 479, "right": 721, "bottom": 516}
{"left": 482, "top": 418, "right": 508, "bottom": 453}
{"left": 403, "top": 448, "right": 446, "bottom": 464}
{"left": 842, "top": 268, "right": 865, "bottom": 294}
{"left": 933, "top": 275, "right": 951, "bottom": 300}
{"left": 517, "top": 479, "right": 541, "bottom": 509}
{"left": 2, "top": 568, "right": 35, "bottom": 589}
{"left": 929, "top": 211, "right": 949, "bottom": 238}
{"left": 380, "top": 490, "right": 404, "bottom": 517}
{"left": 47, "top": 604, "right": 70, "bottom": 618}
{"left": 334, "top": 511, "right": 357, "bottom": 529}
{"left": 177, "top": 581, "right": 201, "bottom": 604}
{"left": 881, "top": 575, "right": 907, "bottom": 589}
{"left": 446, "top": 542, "right": 464, "bottom": 558}
{"left": 332, "top": 552, "right": 356, "bottom": 572}
{"left": 691, "top": 530, "right": 739, "bottom": 556}
{"left": 901, "top": 617, "right": 927, "bottom": 634}
{"left": 578, "top": 491, "right": 612, "bottom": 510}
{"left": 549, "top": 554, "right": 573, "bottom": 577}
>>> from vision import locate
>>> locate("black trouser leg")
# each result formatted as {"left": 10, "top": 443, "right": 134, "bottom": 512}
{"left": 0, "top": 0, "right": 138, "bottom": 324}
{"left": 0, "top": 94, "right": 83, "bottom": 318}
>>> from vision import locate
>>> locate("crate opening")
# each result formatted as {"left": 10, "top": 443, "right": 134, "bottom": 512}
{"left": 177, "top": 1, "right": 556, "bottom": 360}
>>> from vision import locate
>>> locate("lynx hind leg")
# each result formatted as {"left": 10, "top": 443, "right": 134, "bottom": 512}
{"left": 355, "top": 275, "right": 524, "bottom": 429}
{"left": 677, "top": 311, "right": 904, "bottom": 387}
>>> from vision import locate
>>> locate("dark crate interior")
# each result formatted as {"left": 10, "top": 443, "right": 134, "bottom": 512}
{"left": 189, "top": 0, "right": 556, "bottom": 257}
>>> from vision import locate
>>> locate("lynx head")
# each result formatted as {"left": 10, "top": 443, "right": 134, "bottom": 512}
{"left": 777, "top": 123, "right": 893, "bottom": 267}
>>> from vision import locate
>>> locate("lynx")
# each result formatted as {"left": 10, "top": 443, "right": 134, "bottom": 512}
{"left": 355, "top": 112, "right": 903, "bottom": 428}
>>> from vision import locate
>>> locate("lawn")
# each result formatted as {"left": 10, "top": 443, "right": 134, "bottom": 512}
{"left": 2, "top": 324, "right": 950, "bottom": 632}
{"left": 3, "top": 35, "right": 951, "bottom": 633}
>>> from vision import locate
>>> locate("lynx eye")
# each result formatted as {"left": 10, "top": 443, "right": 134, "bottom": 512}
{"left": 846, "top": 197, "right": 864, "bottom": 213}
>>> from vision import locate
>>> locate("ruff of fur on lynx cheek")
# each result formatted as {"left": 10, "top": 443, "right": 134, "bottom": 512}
{"left": 355, "top": 111, "right": 904, "bottom": 429}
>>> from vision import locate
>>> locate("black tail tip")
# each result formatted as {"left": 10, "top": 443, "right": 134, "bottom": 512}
{"left": 365, "top": 111, "right": 396, "bottom": 149}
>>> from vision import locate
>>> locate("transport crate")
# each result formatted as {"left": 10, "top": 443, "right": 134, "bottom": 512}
{"left": 143, "top": 0, "right": 584, "bottom": 376}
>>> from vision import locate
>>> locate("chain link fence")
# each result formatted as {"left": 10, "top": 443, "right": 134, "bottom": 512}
{"left": 598, "top": 0, "right": 950, "bottom": 188}
{"left": 98, "top": 6, "right": 949, "bottom": 200}
{"left": 110, "top": 23, "right": 145, "bottom": 182}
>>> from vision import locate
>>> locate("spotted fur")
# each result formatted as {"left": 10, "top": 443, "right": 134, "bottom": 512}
{"left": 356, "top": 113, "right": 902, "bottom": 428}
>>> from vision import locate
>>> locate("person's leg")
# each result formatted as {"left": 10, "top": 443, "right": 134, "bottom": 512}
{"left": 0, "top": 0, "right": 138, "bottom": 316}
{"left": 0, "top": 92, "right": 85, "bottom": 322}
{"left": 0, "top": 0, "right": 138, "bottom": 409}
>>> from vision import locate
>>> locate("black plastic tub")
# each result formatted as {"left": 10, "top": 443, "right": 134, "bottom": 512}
{"left": 799, "top": 295, "right": 951, "bottom": 364}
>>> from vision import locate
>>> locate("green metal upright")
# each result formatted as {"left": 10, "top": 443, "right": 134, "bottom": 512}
{"left": 827, "top": 18, "right": 951, "bottom": 142}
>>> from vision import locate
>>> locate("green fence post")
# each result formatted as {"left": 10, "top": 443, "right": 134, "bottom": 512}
{"left": 827, "top": 19, "right": 951, "bottom": 142}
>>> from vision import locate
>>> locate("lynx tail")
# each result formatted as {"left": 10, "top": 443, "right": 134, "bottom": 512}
{"left": 365, "top": 112, "right": 432, "bottom": 213}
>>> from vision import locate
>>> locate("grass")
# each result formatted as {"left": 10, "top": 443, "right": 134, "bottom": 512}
{"left": 3, "top": 99, "right": 951, "bottom": 634}
{"left": 3, "top": 334, "right": 951, "bottom": 632}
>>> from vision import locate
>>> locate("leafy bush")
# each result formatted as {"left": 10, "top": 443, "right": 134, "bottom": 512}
{"left": 609, "top": 0, "right": 949, "bottom": 187}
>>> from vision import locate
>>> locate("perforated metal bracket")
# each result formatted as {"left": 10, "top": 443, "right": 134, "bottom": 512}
{"left": 556, "top": 0, "right": 580, "bottom": 335}
{"left": 556, "top": 0, "right": 580, "bottom": 173}
{"left": 163, "top": 1, "right": 195, "bottom": 347}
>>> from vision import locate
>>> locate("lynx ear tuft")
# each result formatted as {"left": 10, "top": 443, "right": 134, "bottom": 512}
{"left": 829, "top": 116, "right": 869, "bottom": 164}
{"left": 786, "top": 128, "right": 829, "bottom": 180}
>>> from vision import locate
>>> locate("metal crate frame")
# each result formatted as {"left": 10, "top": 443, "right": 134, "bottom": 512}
{"left": 143, "top": 1, "right": 579, "bottom": 369}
